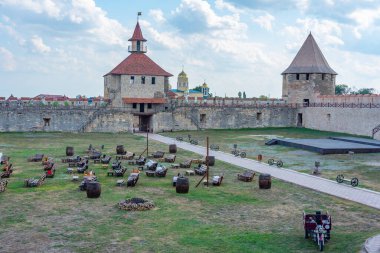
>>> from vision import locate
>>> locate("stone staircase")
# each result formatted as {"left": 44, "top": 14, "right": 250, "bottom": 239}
{"left": 79, "top": 109, "right": 103, "bottom": 132}
{"left": 372, "top": 124, "right": 380, "bottom": 139}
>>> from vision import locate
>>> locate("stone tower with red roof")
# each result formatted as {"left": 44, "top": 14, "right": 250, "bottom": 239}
{"left": 104, "top": 21, "right": 173, "bottom": 131}
{"left": 282, "top": 33, "right": 337, "bottom": 104}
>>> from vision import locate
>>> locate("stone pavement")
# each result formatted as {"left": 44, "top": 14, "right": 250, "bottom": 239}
{"left": 143, "top": 133, "right": 380, "bottom": 210}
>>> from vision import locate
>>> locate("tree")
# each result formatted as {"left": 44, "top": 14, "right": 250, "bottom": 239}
{"left": 193, "top": 86, "right": 202, "bottom": 92}
{"left": 335, "top": 84, "right": 351, "bottom": 95}
{"left": 243, "top": 91, "right": 246, "bottom": 99}
{"left": 355, "top": 88, "right": 375, "bottom": 95}
{"left": 238, "top": 91, "right": 242, "bottom": 98}
{"left": 259, "top": 95, "right": 268, "bottom": 101}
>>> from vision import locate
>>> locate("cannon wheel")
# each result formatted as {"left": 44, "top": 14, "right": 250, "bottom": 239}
{"left": 190, "top": 140, "right": 198, "bottom": 145}
{"left": 176, "top": 136, "right": 183, "bottom": 141}
{"left": 240, "top": 152, "right": 246, "bottom": 158}
{"left": 231, "top": 150, "right": 237, "bottom": 155}
{"left": 336, "top": 174, "right": 344, "bottom": 183}
{"left": 276, "top": 160, "right": 283, "bottom": 167}
{"left": 268, "top": 159, "right": 274, "bottom": 165}
{"left": 351, "top": 177, "right": 359, "bottom": 187}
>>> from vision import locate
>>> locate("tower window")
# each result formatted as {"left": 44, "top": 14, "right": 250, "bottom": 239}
{"left": 256, "top": 112, "right": 262, "bottom": 121}
{"left": 306, "top": 74, "right": 309, "bottom": 80}
{"left": 130, "top": 76, "right": 135, "bottom": 84}
{"left": 296, "top": 74, "right": 300, "bottom": 80}
{"left": 147, "top": 103, "right": 152, "bottom": 109}
{"left": 132, "top": 103, "right": 137, "bottom": 109}
{"left": 151, "top": 77, "right": 156, "bottom": 85}
{"left": 141, "top": 76, "right": 145, "bottom": 84}
{"left": 322, "top": 74, "right": 325, "bottom": 80}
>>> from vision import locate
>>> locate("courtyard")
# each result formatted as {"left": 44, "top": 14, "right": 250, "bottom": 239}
{"left": 0, "top": 129, "right": 380, "bottom": 252}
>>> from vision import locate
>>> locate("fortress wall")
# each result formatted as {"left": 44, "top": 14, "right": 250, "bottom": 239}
{"left": 0, "top": 108, "right": 91, "bottom": 132}
{"left": 154, "top": 107, "right": 297, "bottom": 132}
{"left": 86, "top": 111, "right": 135, "bottom": 132}
{"left": 316, "top": 94, "right": 380, "bottom": 104}
{"left": 303, "top": 107, "right": 380, "bottom": 139}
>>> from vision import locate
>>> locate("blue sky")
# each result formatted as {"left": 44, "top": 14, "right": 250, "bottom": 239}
{"left": 1, "top": 0, "right": 380, "bottom": 98}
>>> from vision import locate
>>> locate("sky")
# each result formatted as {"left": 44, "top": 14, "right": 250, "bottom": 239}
{"left": 1, "top": 0, "right": 380, "bottom": 98}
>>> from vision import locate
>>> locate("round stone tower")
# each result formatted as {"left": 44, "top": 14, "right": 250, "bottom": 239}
{"left": 282, "top": 33, "right": 337, "bottom": 104}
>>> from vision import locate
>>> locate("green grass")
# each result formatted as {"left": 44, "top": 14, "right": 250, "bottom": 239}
{"left": 0, "top": 131, "right": 379, "bottom": 252}
{"left": 162, "top": 127, "right": 380, "bottom": 191}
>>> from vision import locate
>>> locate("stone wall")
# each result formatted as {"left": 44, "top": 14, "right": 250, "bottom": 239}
{"left": 302, "top": 107, "right": 380, "bottom": 139}
{"left": 282, "top": 73, "right": 335, "bottom": 103}
{"left": 0, "top": 108, "right": 92, "bottom": 132}
{"left": 153, "top": 107, "right": 297, "bottom": 132}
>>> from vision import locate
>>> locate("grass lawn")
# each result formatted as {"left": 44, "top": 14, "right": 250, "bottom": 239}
{"left": 162, "top": 127, "right": 380, "bottom": 192}
{"left": 0, "top": 131, "right": 379, "bottom": 253}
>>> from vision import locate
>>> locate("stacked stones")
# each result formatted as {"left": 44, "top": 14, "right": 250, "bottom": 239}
{"left": 118, "top": 198, "right": 155, "bottom": 211}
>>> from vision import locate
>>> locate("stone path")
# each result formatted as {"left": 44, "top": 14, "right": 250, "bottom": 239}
{"left": 143, "top": 133, "right": 380, "bottom": 210}
{"left": 361, "top": 235, "right": 380, "bottom": 253}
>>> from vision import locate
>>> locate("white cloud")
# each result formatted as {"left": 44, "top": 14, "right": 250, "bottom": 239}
{"left": 294, "top": 0, "right": 309, "bottom": 12}
{"left": 1, "top": 0, "right": 129, "bottom": 47}
{"left": 0, "top": 47, "right": 16, "bottom": 71}
{"left": 0, "top": 0, "right": 61, "bottom": 18}
{"left": 172, "top": 0, "right": 246, "bottom": 34}
{"left": 215, "top": 0, "right": 241, "bottom": 14}
{"left": 31, "top": 35, "right": 51, "bottom": 53}
{"left": 348, "top": 8, "right": 380, "bottom": 39}
{"left": 139, "top": 20, "right": 185, "bottom": 50}
{"left": 252, "top": 13, "right": 275, "bottom": 31}
{"left": 149, "top": 9, "right": 166, "bottom": 23}
{"left": 283, "top": 18, "right": 343, "bottom": 50}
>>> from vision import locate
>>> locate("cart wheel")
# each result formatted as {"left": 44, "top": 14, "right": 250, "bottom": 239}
{"left": 351, "top": 177, "right": 359, "bottom": 187}
{"left": 231, "top": 150, "right": 236, "bottom": 155}
{"left": 240, "top": 152, "right": 246, "bottom": 158}
{"left": 276, "top": 160, "right": 283, "bottom": 167}
{"left": 194, "top": 140, "right": 198, "bottom": 145}
{"left": 268, "top": 159, "right": 274, "bottom": 165}
{"left": 336, "top": 174, "right": 344, "bottom": 183}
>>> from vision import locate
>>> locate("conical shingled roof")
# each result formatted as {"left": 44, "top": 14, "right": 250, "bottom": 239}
{"left": 282, "top": 33, "right": 337, "bottom": 75}
{"left": 128, "top": 22, "right": 147, "bottom": 41}
{"left": 105, "top": 53, "right": 173, "bottom": 77}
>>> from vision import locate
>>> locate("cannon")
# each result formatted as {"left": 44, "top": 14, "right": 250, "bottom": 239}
{"left": 231, "top": 144, "right": 246, "bottom": 158}
{"left": 210, "top": 144, "right": 219, "bottom": 151}
{"left": 336, "top": 174, "right": 359, "bottom": 187}
{"left": 268, "top": 159, "right": 283, "bottom": 168}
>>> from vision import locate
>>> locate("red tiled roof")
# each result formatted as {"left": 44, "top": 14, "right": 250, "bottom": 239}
{"left": 34, "top": 94, "right": 69, "bottom": 100}
{"left": 123, "top": 98, "right": 166, "bottom": 104}
{"left": 106, "top": 53, "right": 173, "bottom": 77}
{"left": 7, "top": 95, "right": 17, "bottom": 101}
{"left": 128, "top": 22, "right": 147, "bottom": 41}
{"left": 20, "top": 97, "right": 31, "bottom": 101}
{"left": 166, "top": 91, "right": 177, "bottom": 98}
{"left": 0, "top": 97, "right": 5, "bottom": 100}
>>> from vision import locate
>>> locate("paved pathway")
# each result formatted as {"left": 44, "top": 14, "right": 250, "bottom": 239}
{"left": 362, "top": 235, "right": 380, "bottom": 253}
{"left": 143, "top": 133, "right": 380, "bottom": 210}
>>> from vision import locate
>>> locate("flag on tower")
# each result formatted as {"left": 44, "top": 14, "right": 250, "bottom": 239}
{"left": 138, "top": 12, "right": 142, "bottom": 16}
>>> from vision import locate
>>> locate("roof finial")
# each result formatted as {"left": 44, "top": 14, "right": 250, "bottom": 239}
{"left": 137, "top": 12, "right": 142, "bottom": 21}
{"left": 182, "top": 64, "right": 184, "bottom": 72}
